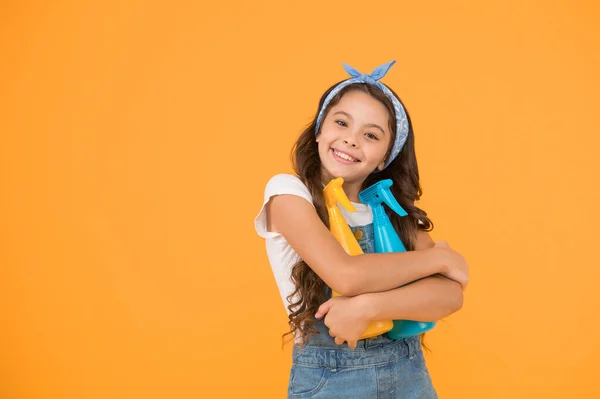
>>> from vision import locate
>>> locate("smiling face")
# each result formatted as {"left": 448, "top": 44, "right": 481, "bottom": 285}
{"left": 316, "top": 89, "right": 393, "bottom": 185}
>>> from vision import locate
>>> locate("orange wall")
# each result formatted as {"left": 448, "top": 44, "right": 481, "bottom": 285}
{"left": 1, "top": 1, "right": 599, "bottom": 398}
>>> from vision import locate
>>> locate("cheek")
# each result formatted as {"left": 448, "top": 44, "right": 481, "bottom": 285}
{"left": 367, "top": 144, "right": 389, "bottom": 163}
{"left": 317, "top": 139, "right": 329, "bottom": 156}
{"left": 317, "top": 131, "right": 333, "bottom": 147}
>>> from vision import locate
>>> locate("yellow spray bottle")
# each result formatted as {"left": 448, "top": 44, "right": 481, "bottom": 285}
{"left": 323, "top": 177, "right": 393, "bottom": 339}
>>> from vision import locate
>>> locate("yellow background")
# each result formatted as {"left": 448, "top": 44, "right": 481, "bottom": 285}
{"left": 1, "top": 1, "right": 599, "bottom": 398}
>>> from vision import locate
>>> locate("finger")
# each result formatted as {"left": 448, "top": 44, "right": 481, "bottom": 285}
{"left": 334, "top": 336, "right": 345, "bottom": 345}
{"left": 315, "top": 299, "right": 333, "bottom": 319}
{"left": 329, "top": 329, "right": 336, "bottom": 338}
{"left": 348, "top": 340, "right": 358, "bottom": 350}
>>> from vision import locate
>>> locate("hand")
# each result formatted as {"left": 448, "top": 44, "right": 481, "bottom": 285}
{"left": 432, "top": 241, "right": 470, "bottom": 291}
{"left": 315, "top": 295, "right": 370, "bottom": 350}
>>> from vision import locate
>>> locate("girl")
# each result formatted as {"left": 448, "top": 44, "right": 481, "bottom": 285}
{"left": 254, "top": 61, "right": 469, "bottom": 399}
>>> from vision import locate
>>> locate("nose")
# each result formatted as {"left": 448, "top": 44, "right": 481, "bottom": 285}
{"left": 343, "top": 139, "right": 357, "bottom": 148}
{"left": 343, "top": 131, "right": 359, "bottom": 148}
{"left": 342, "top": 127, "right": 360, "bottom": 148}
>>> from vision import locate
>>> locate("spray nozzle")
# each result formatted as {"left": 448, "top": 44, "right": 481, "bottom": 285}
{"left": 358, "top": 179, "right": 407, "bottom": 216}
{"left": 323, "top": 177, "right": 356, "bottom": 213}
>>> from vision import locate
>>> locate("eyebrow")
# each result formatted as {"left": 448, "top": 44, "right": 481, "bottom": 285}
{"left": 332, "top": 111, "right": 386, "bottom": 135}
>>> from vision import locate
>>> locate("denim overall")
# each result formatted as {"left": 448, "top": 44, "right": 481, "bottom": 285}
{"left": 288, "top": 223, "right": 438, "bottom": 399}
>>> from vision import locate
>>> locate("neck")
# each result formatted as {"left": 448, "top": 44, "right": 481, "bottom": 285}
{"left": 319, "top": 170, "right": 364, "bottom": 203}
{"left": 341, "top": 180, "right": 363, "bottom": 202}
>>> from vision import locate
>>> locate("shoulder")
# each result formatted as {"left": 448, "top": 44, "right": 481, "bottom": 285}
{"left": 265, "top": 173, "right": 307, "bottom": 190}
{"left": 254, "top": 173, "right": 316, "bottom": 238}
{"left": 264, "top": 173, "right": 313, "bottom": 204}
{"left": 414, "top": 229, "right": 435, "bottom": 250}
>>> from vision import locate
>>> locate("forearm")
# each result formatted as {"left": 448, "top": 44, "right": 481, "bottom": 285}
{"left": 342, "top": 249, "right": 442, "bottom": 296}
{"left": 358, "top": 274, "right": 463, "bottom": 322}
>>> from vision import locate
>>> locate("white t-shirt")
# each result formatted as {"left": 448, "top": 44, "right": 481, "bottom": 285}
{"left": 253, "top": 173, "right": 374, "bottom": 315}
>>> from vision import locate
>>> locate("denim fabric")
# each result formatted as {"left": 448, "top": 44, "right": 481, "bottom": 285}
{"left": 288, "top": 223, "right": 438, "bottom": 398}
{"left": 350, "top": 223, "right": 376, "bottom": 254}
{"left": 289, "top": 332, "right": 437, "bottom": 399}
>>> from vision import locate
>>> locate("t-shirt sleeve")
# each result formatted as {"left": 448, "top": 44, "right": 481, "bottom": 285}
{"left": 254, "top": 174, "right": 315, "bottom": 239}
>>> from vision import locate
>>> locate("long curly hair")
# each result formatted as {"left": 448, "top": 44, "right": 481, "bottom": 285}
{"left": 282, "top": 80, "right": 434, "bottom": 350}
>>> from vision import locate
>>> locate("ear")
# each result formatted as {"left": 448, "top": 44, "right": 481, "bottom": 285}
{"left": 377, "top": 159, "right": 385, "bottom": 170}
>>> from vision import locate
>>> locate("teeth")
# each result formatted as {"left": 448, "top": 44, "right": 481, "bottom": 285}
{"left": 334, "top": 150, "right": 358, "bottom": 162}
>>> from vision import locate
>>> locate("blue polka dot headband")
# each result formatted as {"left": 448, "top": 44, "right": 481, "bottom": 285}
{"left": 315, "top": 60, "right": 409, "bottom": 170}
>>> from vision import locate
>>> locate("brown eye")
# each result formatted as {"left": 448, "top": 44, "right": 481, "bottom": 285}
{"left": 365, "top": 132, "right": 378, "bottom": 140}
{"left": 335, "top": 120, "right": 347, "bottom": 127}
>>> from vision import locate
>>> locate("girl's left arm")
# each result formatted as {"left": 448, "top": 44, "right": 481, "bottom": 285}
{"left": 317, "top": 231, "right": 464, "bottom": 324}
{"left": 366, "top": 230, "right": 463, "bottom": 321}
{"left": 363, "top": 229, "right": 464, "bottom": 322}
{"left": 357, "top": 273, "right": 463, "bottom": 322}
{"left": 316, "top": 231, "right": 465, "bottom": 347}
{"left": 315, "top": 273, "right": 463, "bottom": 348}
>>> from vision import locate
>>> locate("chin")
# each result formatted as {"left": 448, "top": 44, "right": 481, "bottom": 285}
{"left": 323, "top": 165, "right": 360, "bottom": 181}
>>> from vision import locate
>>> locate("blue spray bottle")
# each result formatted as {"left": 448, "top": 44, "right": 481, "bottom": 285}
{"left": 359, "top": 179, "right": 436, "bottom": 339}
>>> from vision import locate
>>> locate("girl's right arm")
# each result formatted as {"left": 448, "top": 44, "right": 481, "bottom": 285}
{"left": 268, "top": 193, "right": 454, "bottom": 297}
